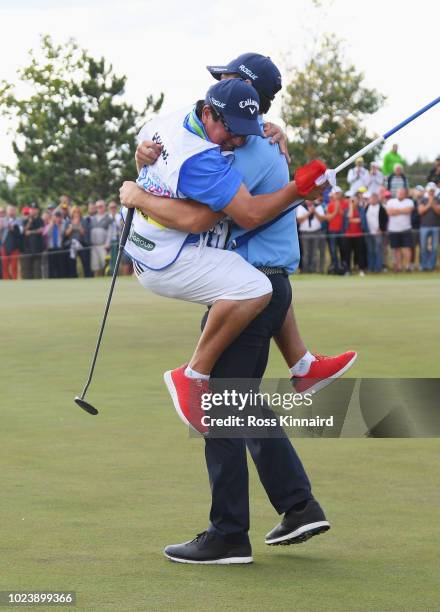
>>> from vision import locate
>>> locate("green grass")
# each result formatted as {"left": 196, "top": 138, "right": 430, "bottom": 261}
{"left": 1, "top": 274, "right": 439, "bottom": 611}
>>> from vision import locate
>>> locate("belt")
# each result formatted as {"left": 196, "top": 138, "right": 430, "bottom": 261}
{"left": 256, "top": 266, "right": 287, "bottom": 276}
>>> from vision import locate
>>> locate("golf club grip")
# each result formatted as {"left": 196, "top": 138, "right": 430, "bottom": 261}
{"left": 120, "top": 207, "right": 135, "bottom": 247}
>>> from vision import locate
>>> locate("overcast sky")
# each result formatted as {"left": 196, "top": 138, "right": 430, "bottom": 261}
{"left": 0, "top": 0, "right": 439, "bottom": 170}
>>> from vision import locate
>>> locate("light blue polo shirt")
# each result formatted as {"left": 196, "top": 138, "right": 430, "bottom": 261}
{"left": 172, "top": 109, "right": 300, "bottom": 272}
{"left": 227, "top": 119, "right": 300, "bottom": 274}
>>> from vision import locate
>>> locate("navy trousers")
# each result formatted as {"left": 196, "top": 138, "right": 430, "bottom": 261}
{"left": 202, "top": 273, "right": 312, "bottom": 538}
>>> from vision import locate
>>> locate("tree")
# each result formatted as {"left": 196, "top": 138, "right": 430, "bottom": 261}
{"left": 0, "top": 35, "right": 163, "bottom": 205}
{"left": 282, "top": 37, "right": 385, "bottom": 178}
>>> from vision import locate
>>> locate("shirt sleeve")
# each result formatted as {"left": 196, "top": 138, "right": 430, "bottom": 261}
{"left": 178, "top": 148, "right": 243, "bottom": 211}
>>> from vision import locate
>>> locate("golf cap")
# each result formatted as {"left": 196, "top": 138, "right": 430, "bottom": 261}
{"left": 355, "top": 157, "right": 364, "bottom": 164}
{"left": 204, "top": 79, "right": 263, "bottom": 137}
{"left": 426, "top": 182, "right": 437, "bottom": 190}
{"left": 207, "top": 52, "right": 282, "bottom": 101}
{"left": 331, "top": 186, "right": 342, "bottom": 194}
{"left": 30, "top": 202, "right": 39, "bottom": 210}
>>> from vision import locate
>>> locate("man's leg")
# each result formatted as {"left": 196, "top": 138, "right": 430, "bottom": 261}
{"left": 365, "top": 235, "right": 373, "bottom": 271}
{"left": 206, "top": 275, "right": 312, "bottom": 529}
{"left": 163, "top": 312, "right": 270, "bottom": 563}
{"left": 201, "top": 302, "right": 272, "bottom": 536}
{"left": 431, "top": 228, "right": 440, "bottom": 270}
{"left": 1, "top": 247, "right": 10, "bottom": 280}
{"left": 20, "top": 254, "right": 30, "bottom": 279}
{"left": 10, "top": 249, "right": 19, "bottom": 280}
{"left": 420, "top": 227, "right": 430, "bottom": 270}
{"left": 245, "top": 342, "right": 313, "bottom": 515}
{"left": 327, "top": 233, "right": 335, "bottom": 269}
{"left": 273, "top": 304, "right": 357, "bottom": 395}
{"left": 189, "top": 294, "right": 271, "bottom": 375}
{"left": 143, "top": 246, "right": 271, "bottom": 430}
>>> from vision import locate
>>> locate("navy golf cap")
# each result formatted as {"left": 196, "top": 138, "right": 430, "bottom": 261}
{"left": 204, "top": 79, "right": 263, "bottom": 137}
{"left": 207, "top": 52, "right": 282, "bottom": 101}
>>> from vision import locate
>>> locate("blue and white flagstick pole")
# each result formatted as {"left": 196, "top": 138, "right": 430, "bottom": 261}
{"left": 334, "top": 95, "right": 440, "bottom": 175}
{"left": 232, "top": 96, "right": 440, "bottom": 249}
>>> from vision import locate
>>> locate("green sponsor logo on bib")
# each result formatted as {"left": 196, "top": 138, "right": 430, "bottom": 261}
{"left": 130, "top": 230, "right": 155, "bottom": 251}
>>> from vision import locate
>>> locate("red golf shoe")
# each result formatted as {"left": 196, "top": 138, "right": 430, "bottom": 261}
{"left": 292, "top": 351, "right": 357, "bottom": 395}
{"left": 164, "top": 365, "right": 210, "bottom": 434}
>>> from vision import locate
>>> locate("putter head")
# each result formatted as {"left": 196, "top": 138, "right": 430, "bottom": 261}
{"left": 74, "top": 397, "right": 99, "bottom": 415}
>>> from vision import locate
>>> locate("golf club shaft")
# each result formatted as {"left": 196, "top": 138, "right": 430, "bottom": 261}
{"left": 290, "top": 94, "right": 440, "bottom": 212}
{"left": 335, "top": 95, "right": 440, "bottom": 174}
{"left": 79, "top": 207, "right": 135, "bottom": 400}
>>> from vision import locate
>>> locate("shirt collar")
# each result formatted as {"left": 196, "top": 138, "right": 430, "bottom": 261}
{"left": 184, "top": 107, "right": 210, "bottom": 141}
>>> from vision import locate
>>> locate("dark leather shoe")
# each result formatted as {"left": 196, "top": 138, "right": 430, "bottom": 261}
{"left": 265, "top": 499, "right": 330, "bottom": 546}
{"left": 164, "top": 531, "right": 253, "bottom": 564}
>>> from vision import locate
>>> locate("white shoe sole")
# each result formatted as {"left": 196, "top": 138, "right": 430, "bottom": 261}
{"left": 265, "top": 520, "right": 330, "bottom": 545}
{"left": 164, "top": 552, "right": 253, "bottom": 564}
{"left": 296, "top": 352, "right": 358, "bottom": 396}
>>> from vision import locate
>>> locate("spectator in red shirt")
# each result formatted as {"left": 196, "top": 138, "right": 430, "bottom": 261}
{"left": 341, "top": 193, "right": 368, "bottom": 275}
{"left": 325, "top": 187, "right": 348, "bottom": 273}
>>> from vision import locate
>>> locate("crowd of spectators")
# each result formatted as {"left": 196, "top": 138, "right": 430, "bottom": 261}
{"left": 0, "top": 196, "right": 132, "bottom": 280}
{"left": 297, "top": 149, "right": 440, "bottom": 275}
{"left": 1, "top": 148, "right": 440, "bottom": 280}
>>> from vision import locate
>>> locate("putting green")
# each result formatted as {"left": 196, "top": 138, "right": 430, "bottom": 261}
{"left": 1, "top": 274, "right": 439, "bottom": 610}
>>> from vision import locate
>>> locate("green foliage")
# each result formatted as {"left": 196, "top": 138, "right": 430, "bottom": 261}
{"left": 282, "top": 37, "right": 385, "bottom": 176}
{"left": 405, "top": 157, "right": 434, "bottom": 187}
{"left": 0, "top": 35, "right": 163, "bottom": 205}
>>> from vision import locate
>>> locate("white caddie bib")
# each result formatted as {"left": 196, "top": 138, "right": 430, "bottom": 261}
{"left": 122, "top": 107, "right": 219, "bottom": 270}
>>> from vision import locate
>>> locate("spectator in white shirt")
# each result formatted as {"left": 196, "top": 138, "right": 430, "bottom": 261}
{"left": 90, "top": 200, "right": 113, "bottom": 276}
{"left": 297, "top": 200, "right": 326, "bottom": 273}
{"left": 364, "top": 194, "right": 388, "bottom": 272}
{"left": 385, "top": 188, "right": 414, "bottom": 271}
{"left": 347, "top": 157, "right": 369, "bottom": 194}
{"left": 366, "top": 162, "right": 384, "bottom": 195}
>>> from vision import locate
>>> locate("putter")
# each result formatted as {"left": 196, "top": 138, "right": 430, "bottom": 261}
{"left": 74, "top": 207, "right": 135, "bottom": 415}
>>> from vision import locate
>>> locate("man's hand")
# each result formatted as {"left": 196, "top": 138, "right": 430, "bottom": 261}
{"left": 119, "top": 181, "right": 146, "bottom": 209}
{"left": 303, "top": 182, "right": 330, "bottom": 201}
{"left": 135, "top": 140, "right": 163, "bottom": 171}
{"left": 263, "top": 122, "right": 291, "bottom": 164}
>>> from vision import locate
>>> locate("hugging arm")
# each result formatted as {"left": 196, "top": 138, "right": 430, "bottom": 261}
{"left": 119, "top": 181, "right": 224, "bottom": 233}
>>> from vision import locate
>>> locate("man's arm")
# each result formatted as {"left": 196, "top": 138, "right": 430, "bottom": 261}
{"left": 418, "top": 200, "right": 431, "bottom": 216}
{"left": 132, "top": 140, "right": 328, "bottom": 231}
{"left": 221, "top": 180, "right": 326, "bottom": 230}
{"left": 119, "top": 182, "right": 224, "bottom": 233}
{"left": 314, "top": 207, "right": 327, "bottom": 223}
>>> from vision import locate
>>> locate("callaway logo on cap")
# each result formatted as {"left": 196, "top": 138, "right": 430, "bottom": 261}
{"left": 205, "top": 79, "right": 263, "bottom": 137}
{"left": 207, "top": 52, "right": 282, "bottom": 100}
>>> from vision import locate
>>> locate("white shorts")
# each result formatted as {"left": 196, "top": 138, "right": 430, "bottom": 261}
{"left": 91, "top": 245, "right": 107, "bottom": 272}
{"left": 134, "top": 245, "right": 272, "bottom": 306}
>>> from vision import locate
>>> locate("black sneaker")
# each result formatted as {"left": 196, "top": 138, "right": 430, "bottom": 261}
{"left": 164, "top": 531, "right": 253, "bottom": 564}
{"left": 265, "top": 499, "right": 330, "bottom": 546}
